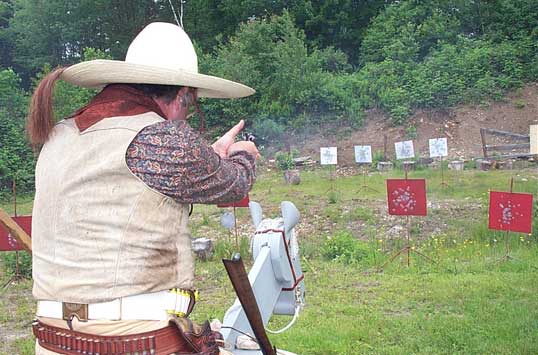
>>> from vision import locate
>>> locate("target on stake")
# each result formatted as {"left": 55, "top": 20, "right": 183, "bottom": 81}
{"left": 488, "top": 191, "right": 533, "bottom": 234}
{"left": 386, "top": 179, "right": 427, "bottom": 216}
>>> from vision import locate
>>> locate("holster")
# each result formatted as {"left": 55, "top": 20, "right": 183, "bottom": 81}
{"left": 169, "top": 316, "right": 223, "bottom": 355}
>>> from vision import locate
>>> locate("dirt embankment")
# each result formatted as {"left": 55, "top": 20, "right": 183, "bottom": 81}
{"left": 283, "top": 83, "right": 538, "bottom": 165}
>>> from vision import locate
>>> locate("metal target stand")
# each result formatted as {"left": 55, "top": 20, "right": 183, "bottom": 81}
{"left": 320, "top": 148, "right": 339, "bottom": 202}
{"left": 326, "top": 164, "right": 338, "bottom": 194}
{"left": 495, "top": 177, "right": 528, "bottom": 264}
{"left": 439, "top": 156, "right": 450, "bottom": 188}
{"left": 379, "top": 166, "right": 436, "bottom": 270}
{"left": 2, "top": 180, "right": 27, "bottom": 289}
{"left": 356, "top": 166, "right": 378, "bottom": 194}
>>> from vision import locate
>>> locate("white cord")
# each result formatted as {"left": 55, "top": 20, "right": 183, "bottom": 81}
{"left": 265, "top": 305, "right": 301, "bottom": 334}
{"left": 179, "top": 0, "right": 186, "bottom": 29}
{"left": 168, "top": 0, "right": 181, "bottom": 27}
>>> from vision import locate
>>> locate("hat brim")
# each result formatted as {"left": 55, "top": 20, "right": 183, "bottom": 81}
{"left": 61, "top": 60, "right": 255, "bottom": 99}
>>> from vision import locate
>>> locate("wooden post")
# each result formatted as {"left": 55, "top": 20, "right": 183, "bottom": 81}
{"left": 505, "top": 177, "right": 514, "bottom": 257}
{"left": 383, "top": 135, "right": 388, "bottom": 161}
{"left": 480, "top": 128, "right": 488, "bottom": 158}
{"left": 13, "top": 180, "right": 20, "bottom": 277}
{"left": 531, "top": 125, "right": 538, "bottom": 155}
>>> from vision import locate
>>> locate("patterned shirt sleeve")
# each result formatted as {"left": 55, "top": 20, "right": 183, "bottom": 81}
{"left": 126, "top": 119, "right": 256, "bottom": 204}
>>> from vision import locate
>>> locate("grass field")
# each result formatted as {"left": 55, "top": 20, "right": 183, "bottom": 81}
{"left": 1, "top": 166, "right": 538, "bottom": 354}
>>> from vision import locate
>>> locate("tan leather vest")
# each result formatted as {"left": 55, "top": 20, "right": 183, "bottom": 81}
{"left": 32, "top": 113, "right": 194, "bottom": 303}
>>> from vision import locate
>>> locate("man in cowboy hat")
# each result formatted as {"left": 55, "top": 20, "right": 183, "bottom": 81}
{"left": 27, "top": 22, "right": 258, "bottom": 355}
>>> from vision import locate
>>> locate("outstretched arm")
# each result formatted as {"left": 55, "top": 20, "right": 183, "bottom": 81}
{"left": 126, "top": 120, "right": 256, "bottom": 204}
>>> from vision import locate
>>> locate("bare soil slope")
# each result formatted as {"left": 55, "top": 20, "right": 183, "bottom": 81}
{"left": 288, "top": 83, "right": 538, "bottom": 165}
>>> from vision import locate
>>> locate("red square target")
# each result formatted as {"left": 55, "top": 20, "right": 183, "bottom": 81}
{"left": 488, "top": 191, "right": 533, "bottom": 234}
{"left": 387, "top": 179, "right": 427, "bottom": 216}
{"left": 0, "top": 215, "right": 32, "bottom": 251}
{"left": 217, "top": 195, "right": 250, "bottom": 208}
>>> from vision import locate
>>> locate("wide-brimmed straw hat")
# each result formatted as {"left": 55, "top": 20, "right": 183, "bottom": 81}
{"left": 60, "top": 22, "right": 255, "bottom": 99}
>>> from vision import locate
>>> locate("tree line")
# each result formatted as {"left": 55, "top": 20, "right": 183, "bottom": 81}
{"left": 1, "top": 0, "right": 537, "bottom": 196}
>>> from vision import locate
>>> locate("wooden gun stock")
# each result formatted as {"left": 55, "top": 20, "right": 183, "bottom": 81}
{"left": 223, "top": 253, "right": 276, "bottom": 355}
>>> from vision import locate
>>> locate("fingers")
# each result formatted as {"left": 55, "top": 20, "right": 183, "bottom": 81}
{"left": 229, "top": 141, "right": 260, "bottom": 160}
{"left": 225, "top": 120, "right": 244, "bottom": 138}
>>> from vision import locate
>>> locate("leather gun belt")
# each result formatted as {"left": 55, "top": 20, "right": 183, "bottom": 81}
{"left": 32, "top": 320, "right": 195, "bottom": 355}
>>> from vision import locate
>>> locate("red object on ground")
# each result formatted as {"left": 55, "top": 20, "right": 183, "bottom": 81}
{"left": 386, "top": 179, "right": 427, "bottom": 216}
{"left": 0, "top": 215, "right": 32, "bottom": 251}
{"left": 217, "top": 195, "right": 250, "bottom": 208}
{"left": 488, "top": 191, "right": 533, "bottom": 234}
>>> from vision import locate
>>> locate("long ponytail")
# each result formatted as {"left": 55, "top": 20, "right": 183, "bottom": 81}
{"left": 27, "top": 67, "right": 67, "bottom": 146}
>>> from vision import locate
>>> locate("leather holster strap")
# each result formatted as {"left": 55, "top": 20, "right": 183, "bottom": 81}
{"left": 32, "top": 320, "right": 196, "bottom": 355}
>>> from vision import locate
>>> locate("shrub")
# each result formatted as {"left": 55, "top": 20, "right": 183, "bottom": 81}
{"left": 372, "top": 150, "right": 386, "bottom": 166}
{"left": 274, "top": 151, "right": 296, "bottom": 171}
{"left": 327, "top": 189, "right": 340, "bottom": 204}
{"left": 514, "top": 99, "right": 526, "bottom": 109}
{"left": 405, "top": 125, "right": 418, "bottom": 139}
{"left": 321, "top": 231, "right": 369, "bottom": 264}
{"left": 213, "top": 237, "right": 251, "bottom": 260}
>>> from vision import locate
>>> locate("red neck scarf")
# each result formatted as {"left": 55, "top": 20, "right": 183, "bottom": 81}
{"left": 72, "top": 84, "right": 166, "bottom": 132}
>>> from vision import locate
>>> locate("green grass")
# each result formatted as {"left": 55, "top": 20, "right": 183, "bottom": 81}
{"left": 252, "top": 167, "right": 538, "bottom": 205}
{"left": 1, "top": 167, "right": 538, "bottom": 354}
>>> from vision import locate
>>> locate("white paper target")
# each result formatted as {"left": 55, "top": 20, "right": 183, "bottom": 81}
{"left": 394, "top": 140, "right": 415, "bottom": 160}
{"left": 354, "top": 145, "right": 372, "bottom": 163}
{"left": 320, "top": 147, "right": 338, "bottom": 165}
{"left": 429, "top": 138, "right": 448, "bottom": 158}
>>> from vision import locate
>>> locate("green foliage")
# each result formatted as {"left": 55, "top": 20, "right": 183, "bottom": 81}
{"left": 252, "top": 117, "right": 285, "bottom": 143}
{"left": 5, "top": 0, "right": 163, "bottom": 82}
{"left": 0, "top": 48, "right": 110, "bottom": 197}
{"left": 514, "top": 99, "right": 526, "bottom": 109}
{"left": 479, "top": 0, "right": 538, "bottom": 41}
{"left": 13, "top": 337, "right": 35, "bottom": 355}
{"left": 0, "top": 68, "right": 33, "bottom": 197}
{"left": 350, "top": 33, "right": 538, "bottom": 122}
{"left": 2, "top": 251, "right": 32, "bottom": 278}
{"left": 201, "top": 11, "right": 357, "bottom": 127}
{"left": 183, "top": 0, "right": 389, "bottom": 66}
{"left": 0, "top": 1, "right": 15, "bottom": 69}
{"left": 274, "top": 150, "right": 296, "bottom": 171}
{"left": 213, "top": 236, "right": 251, "bottom": 260}
{"left": 361, "top": 1, "right": 462, "bottom": 64}
{"left": 0, "top": 0, "right": 537, "bottom": 138}
{"left": 34, "top": 48, "right": 111, "bottom": 120}
{"left": 346, "top": 0, "right": 538, "bottom": 122}
{"left": 372, "top": 149, "right": 386, "bottom": 166}
{"left": 405, "top": 125, "right": 418, "bottom": 139}
{"left": 321, "top": 231, "right": 369, "bottom": 264}
{"left": 327, "top": 190, "right": 340, "bottom": 204}
{"left": 411, "top": 38, "right": 530, "bottom": 106}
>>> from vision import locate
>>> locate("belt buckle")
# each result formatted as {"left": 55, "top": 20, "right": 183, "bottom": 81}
{"left": 62, "top": 302, "right": 89, "bottom": 322}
